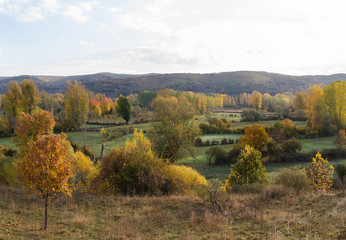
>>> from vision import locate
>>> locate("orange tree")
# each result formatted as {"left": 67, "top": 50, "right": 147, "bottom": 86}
{"left": 305, "top": 153, "right": 334, "bottom": 191}
{"left": 16, "top": 134, "right": 74, "bottom": 230}
{"left": 239, "top": 124, "right": 269, "bottom": 151}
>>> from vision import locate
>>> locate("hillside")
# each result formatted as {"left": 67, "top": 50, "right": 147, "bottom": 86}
{"left": 0, "top": 71, "right": 345, "bottom": 97}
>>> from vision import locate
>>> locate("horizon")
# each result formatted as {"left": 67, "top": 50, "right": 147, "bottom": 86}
{"left": 1, "top": 1, "right": 346, "bottom": 76}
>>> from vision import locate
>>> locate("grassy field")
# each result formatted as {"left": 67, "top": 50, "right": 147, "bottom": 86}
{"left": 1, "top": 186, "right": 345, "bottom": 239}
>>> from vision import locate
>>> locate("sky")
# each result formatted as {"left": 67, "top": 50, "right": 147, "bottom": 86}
{"left": 1, "top": 0, "right": 346, "bottom": 76}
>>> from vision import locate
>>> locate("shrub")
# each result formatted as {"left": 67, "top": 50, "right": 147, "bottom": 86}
{"left": 205, "top": 147, "right": 228, "bottom": 165}
{"left": 224, "top": 145, "right": 268, "bottom": 190}
{"left": 73, "top": 151, "right": 97, "bottom": 189}
{"left": 165, "top": 165, "right": 207, "bottom": 194}
{"left": 94, "top": 130, "right": 167, "bottom": 195}
{"left": 194, "top": 137, "right": 203, "bottom": 146}
{"left": 282, "top": 139, "right": 302, "bottom": 153}
{"left": 275, "top": 168, "right": 311, "bottom": 193}
{"left": 335, "top": 162, "right": 346, "bottom": 185}
{"left": 196, "top": 179, "right": 228, "bottom": 213}
{"left": 305, "top": 153, "right": 334, "bottom": 191}
{"left": 241, "top": 109, "right": 262, "bottom": 121}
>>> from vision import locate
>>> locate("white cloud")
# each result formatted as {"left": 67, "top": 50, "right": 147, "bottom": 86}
{"left": 0, "top": 0, "right": 98, "bottom": 22}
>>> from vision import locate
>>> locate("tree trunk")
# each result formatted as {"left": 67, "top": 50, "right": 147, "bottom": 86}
{"left": 44, "top": 203, "right": 48, "bottom": 230}
{"left": 101, "top": 143, "right": 105, "bottom": 161}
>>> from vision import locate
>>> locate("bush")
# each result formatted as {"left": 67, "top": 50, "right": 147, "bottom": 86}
{"left": 241, "top": 109, "right": 262, "bottom": 121}
{"left": 196, "top": 179, "right": 228, "bottom": 213}
{"left": 282, "top": 139, "right": 302, "bottom": 153}
{"left": 224, "top": 145, "right": 268, "bottom": 190}
{"left": 165, "top": 165, "right": 207, "bottom": 194}
{"left": 335, "top": 162, "right": 346, "bottom": 185}
{"left": 94, "top": 130, "right": 207, "bottom": 196}
{"left": 205, "top": 147, "right": 228, "bottom": 165}
{"left": 0, "top": 156, "right": 19, "bottom": 185}
{"left": 73, "top": 151, "right": 97, "bottom": 189}
{"left": 275, "top": 168, "right": 311, "bottom": 193}
{"left": 305, "top": 153, "right": 334, "bottom": 191}
{"left": 194, "top": 137, "right": 203, "bottom": 147}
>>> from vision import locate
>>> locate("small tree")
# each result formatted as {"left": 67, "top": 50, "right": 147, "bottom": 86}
{"left": 305, "top": 153, "right": 334, "bottom": 191}
{"left": 224, "top": 145, "right": 268, "bottom": 190}
{"left": 16, "top": 134, "right": 74, "bottom": 230}
{"left": 334, "top": 129, "right": 346, "bottom": 149}
{"left": 116, "top": 95, "right": 132, "bottom": 124}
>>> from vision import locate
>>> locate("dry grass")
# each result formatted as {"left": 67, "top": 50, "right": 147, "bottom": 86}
{"left": 0, "top": 186, "right": 345, "bottom": 239}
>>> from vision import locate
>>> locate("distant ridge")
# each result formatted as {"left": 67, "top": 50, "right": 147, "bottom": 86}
{"left": 0, "top": 71, "right": 345, "bottom": 97}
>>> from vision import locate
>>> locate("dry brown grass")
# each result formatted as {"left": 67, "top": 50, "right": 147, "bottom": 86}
{"left": 0, "top": 185, "right": 345, "bottom": 239}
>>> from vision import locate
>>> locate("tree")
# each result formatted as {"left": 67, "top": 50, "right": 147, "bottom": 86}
{"left": 100, "top": 97, "right": 113, "bottom": 115}
{"left": 305, "top": 85, "right": 323, "bottom": 131}
{"left": 239, "top": 124, "right": 269, "bottom": 150}
{"left": 16, "top": 134, "right": 74, "bottom": 230}
{"left": 20, "top": 79, "right": 40, "bottom": 114}
{"left": 305, "top": 153, "right": 334, "bottom": 191}
{"left": 250, "top": 90, "right": 262, "bottom": 110}
{"left": 223, "top": 145, "right": 268, "bottom": 190}
{"left": 334, "top": 129, "right": 346, "bottom": 149}
{"left": 116, "top": 96, "right": 132, "bottom": 124}
{"left": 149, "top": 95, "right": 201, "bottom": 163}
{"left": 137, "top": 91, "right": 157, "bottom": 109}
{"left": 322, "top": 80, "right": 346, "bottom": 128}
{"left": 5, "top": 81, "right": 23, "bottom": 127}
{"left": 64, "top": 81, "right": 89, "bottom": 130}
{"left": 13, "top": 110, "right": 55, "bottom": 149}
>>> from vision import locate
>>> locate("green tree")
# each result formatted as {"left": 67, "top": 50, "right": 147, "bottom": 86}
{"left": 5, "top": 81, "right": 23, "bottom": 126}
{"left": 223, "top": 145, "right": 268, "bottom": 190}
{"left": 150, "top": 95, "right": 201, "bottom": 163}
{"left": 116, "top": 96, "right": 132, "bottom": 124}
{"left": 64, "top": 81, "right": 89, "bottom": 130}
{"left": 322, "top": 80, "right": 346, "bottom": 128}
{"left": 20, "top": 79, "right": 40, "bottom": 114}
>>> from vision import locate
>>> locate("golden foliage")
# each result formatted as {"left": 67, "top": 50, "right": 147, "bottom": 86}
{"left": 239, "top": 124, "right": 269, "bottom": 150}
{"left": 305, "top": 153, "right": 334, "bottom": 191}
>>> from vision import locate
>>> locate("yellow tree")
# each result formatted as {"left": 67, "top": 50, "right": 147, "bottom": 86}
{"left": 64, "top": 81, "right": 89, "bottom": 130}
{"left": 20, "top": 79, "right": 40, "bottom": 114}
{"left": 305, "top": 85, "right": 323, "bottom": 130}
{"left": 16, "top": 134, "right": 74, "bottom": 230}
{"left": 239, "top": 124, "right": 269, "bottom": 150}
{"left": 250, "top": 90, "right": 262, "bottom": 110}
{"left": 5, "top": 81, "right": 23, "bottom": 126}
{"left": 323, "top": 80, "right": 346, "bottom": 128}
{"left": 13, "top": 110, "right": 55, "bottom": 149}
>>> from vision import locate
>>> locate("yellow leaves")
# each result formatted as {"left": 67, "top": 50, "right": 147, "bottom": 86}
{"left": 240, "top": 124, "right": 269, "bottom": 150}
{"left": 17, "top": 134, "right": 74, "bottom": 202}
{"left": 305, "top": 152, "right": 334, "bottom": 191}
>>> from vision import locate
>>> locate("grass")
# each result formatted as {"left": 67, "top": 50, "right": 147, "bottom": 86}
{"left": 1, "top": 186, "right": 345, "bottom": 239}
{"left": 200, "top": 134, "right": 242, "bottom": 142}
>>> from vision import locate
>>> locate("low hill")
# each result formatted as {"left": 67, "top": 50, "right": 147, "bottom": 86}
{"left": 0, "top": 71, "right": 345, "bottom": 97}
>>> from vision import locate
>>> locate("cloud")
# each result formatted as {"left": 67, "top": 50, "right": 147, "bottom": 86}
{"left": 0, "top": 0, "right": 98, "bottom": 22}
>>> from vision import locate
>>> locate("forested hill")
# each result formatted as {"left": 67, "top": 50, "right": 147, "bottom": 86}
{"left": 0, "top": 71, "right": 345, "bottom": 97}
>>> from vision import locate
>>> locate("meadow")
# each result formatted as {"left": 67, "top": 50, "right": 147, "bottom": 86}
{"left": 1, "top": 185, "right": 345, "bottom": 240}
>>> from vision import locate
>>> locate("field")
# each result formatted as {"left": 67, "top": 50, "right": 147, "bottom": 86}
{"left": 1, "top": 186, "right": 345, "bottom": 240}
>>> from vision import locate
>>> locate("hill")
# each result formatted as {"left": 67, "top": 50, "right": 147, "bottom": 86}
{"left": 0, "top": 71, "right": 345, "bottom": 97}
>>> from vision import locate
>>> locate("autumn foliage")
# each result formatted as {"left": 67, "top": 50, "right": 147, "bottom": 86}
{"left": 223, "top": 145, "right": 268, "bottom": 191}
{"left": 239, "top": 124, "right": 269, "bottom": 150}
{"left": 305, "top": 153, "right": 334, "bottom": 191}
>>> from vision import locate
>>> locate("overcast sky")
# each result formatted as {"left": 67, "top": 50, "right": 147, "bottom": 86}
{"left": 1, "top": 0, "right": 346, "bottom": 76}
